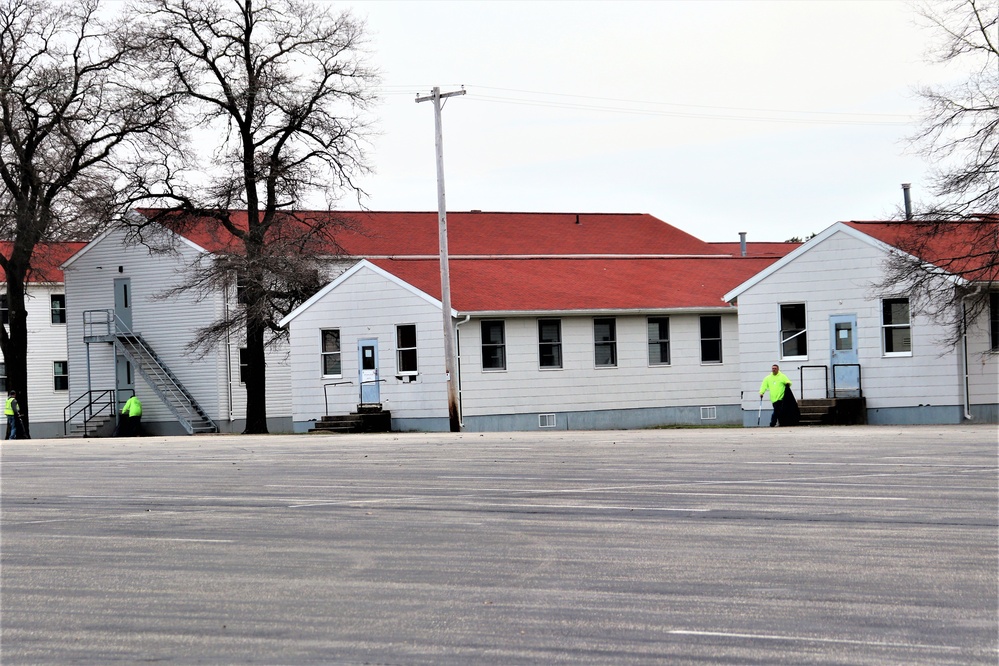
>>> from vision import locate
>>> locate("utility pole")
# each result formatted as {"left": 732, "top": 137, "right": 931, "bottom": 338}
{"left": 416, "top": 86, "right": 465, "bottom": 432}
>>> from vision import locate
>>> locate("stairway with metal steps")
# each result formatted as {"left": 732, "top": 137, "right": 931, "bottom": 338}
{"left": 113, "top": 333, "right": 218, "bottom": 435}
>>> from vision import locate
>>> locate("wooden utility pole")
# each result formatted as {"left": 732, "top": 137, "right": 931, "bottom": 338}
{"left": 416, "top": 86, "right": 465, "bottom": 432}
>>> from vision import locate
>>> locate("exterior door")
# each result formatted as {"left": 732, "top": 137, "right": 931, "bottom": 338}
{"left": 829, "top": 314, "right": 860, "bottom": 397}
{"left": 116, "top": 354, "right": 134, "bottom": 411}
{"left": 114, "top": 277, "right": 132, "bottom": 332}
{"left": 358, "top": 339, "right": 380, "bottom": 404}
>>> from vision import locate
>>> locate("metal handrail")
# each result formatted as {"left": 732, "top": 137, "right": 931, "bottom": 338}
{"left": 83, "top": 308, "right": 218, "bottom": 434}
{"left": 832, "top": 363, "right": 863, "bottom": 398}
{"left": 323, "top": 381, "right": 353, "bottom": 416}
{"left": 799, "top": 365, "right": 829, "bottom": 400}
{"left": 63, "top": 388, "right": 131, "bottom": 437}
{"left": 798, "top": 364, "right": 864, "bottom": 399}
{"left": 358, "top": 379, "right": 386, "bottom": 406}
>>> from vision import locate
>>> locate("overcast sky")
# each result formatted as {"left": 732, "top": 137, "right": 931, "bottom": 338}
{"left": 338, "top": 0, "right": 957, "bottom": 243}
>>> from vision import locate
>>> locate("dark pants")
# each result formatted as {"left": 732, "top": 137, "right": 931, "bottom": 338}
{"left": 6, "top": 415, "right": 18, "bottom": 439}
{"left": 770, "top": 399, "right": 785, "bottom": 427}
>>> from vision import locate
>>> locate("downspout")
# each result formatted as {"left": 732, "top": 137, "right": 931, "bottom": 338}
{"left": 454, "top": 314, "right": 471, "bottom": 427}
{"left": 225, "top": 287, "right": 234, "bottom": 422}
{"left": 961, "top": 298, "right": 974, "bottom": 420}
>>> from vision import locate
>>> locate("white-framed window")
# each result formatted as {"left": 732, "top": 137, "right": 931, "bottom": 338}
{"left": 321, "top": 329, "right": 342, "bottom": 376}
{"left": 0, "top": 363, "right": 6, "bottom": 392}
{"left": 396, "top": 324, "right": 418, "bottom": 374}
{"left": 53, "top": 361, "right": 69, "bottom": 391}
{"left": 538, "top": 318, "right": 562, "bottom": 369}
{"left": 481, "top": 320, "right": 506, "bottom": 371}
{"left": 882, "top": 298, "right": 911, "bottom": 355}
{"left": 647, "top": 317, "right": 670, "bottom": 365}
{"left": 779, "top": 303, "right": 807, "bottom": 359}
{"left": 50, "top": 294, "right": 67, "bottom": 324}
{"left": 594, "top": 318, "right": 617, "bottom": 367}
{"left": 700, "top": 315, "right": 723, "bottom": 364}
{"left": 238, "top": 348, "right": 249, "bottom": 384}
{"left": 990, "top": 292, "right": 999, "bottom": 352}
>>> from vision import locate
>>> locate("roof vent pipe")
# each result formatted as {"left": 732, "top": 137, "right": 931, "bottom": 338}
{"left": 902, "top": 183, "right": 912, "bottom": 220}
{"left": 738, "top": 231, "right": 747, "bottom": 257}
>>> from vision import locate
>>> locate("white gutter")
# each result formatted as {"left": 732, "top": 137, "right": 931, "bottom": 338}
{"left": 961, "top": 297, "right": 975, "bottom": 420}
{"left": 453, "top": 314, "right": 471, "bottom": 427}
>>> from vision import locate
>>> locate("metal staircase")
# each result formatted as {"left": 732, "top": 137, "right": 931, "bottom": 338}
{"left": 82, "top": 310, "right": 218, "bottom": 435}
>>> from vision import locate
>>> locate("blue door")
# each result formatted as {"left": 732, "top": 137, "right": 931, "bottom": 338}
{"left": 829, "top": 314, "right": 860, "bottom": 397}
{"left": 114, "top": 277, "right": 132, "bottom": 332}
{"left": 358, "top": 339, "right": 380, "bottom": 404}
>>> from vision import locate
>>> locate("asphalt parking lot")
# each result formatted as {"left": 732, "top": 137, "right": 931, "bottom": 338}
{"left": 1, "top": 425, "right": 996, "bottom": 665}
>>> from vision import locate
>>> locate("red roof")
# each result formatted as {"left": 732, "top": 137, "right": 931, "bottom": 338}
{"left": 708, "top": 241, "right": 801, "bottom": 258}
{"left": 0, "top": 242, "right": 88, "bottom": 283}
{"left": 844, "top": 220, "right": 999, "bottom": 283}
{"left": 138, "top": 209, "right": 728, "bottom": 258}
{"left": 368, "top": 257, "right": 779, "bottom": 312}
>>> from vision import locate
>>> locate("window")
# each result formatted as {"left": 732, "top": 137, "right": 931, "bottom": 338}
{"left": 0, "top": 294, "right": 7, "bottom": 325}
{"left": 481, "top": 320, "right": 506, "bottom": 370}
{"left": 538, "top": 319, "right": 562, "bottom": 369}
{"left": 396, "top": 324, "right": 418, "bottom": 374}
{"left": 779, "top": 303, "right": 807, "bottom": 358}
{"left": 700, "top": 315, "right": 723, "bottom": 363}
{"left": 51, "top": 294, "right": 67, "bottom": 324}
{"left": 235, "top": 277, "right": 249, "bottom": 305}
{"left": 594, "top": 318, "right": 617, "bottom": 367}
{"left": 882, "top": 298, "right": 911, "bottom": 354}
{"left": 53, "top": 361, "right": 68, "bottom": 391}
{"left": 647, "top": 317, "right": 670, "bottom": 365}
{"left": 238, "top": 348, "right": 249, "bottom": 384}
{"left": 990, "top": 292, "right": 999, "bottom": 351}
{"left": 321, "top": 329, "right": 342, "bottom": 376}
{"left": 0, "top": 363, "right": 6, "bottom": 392}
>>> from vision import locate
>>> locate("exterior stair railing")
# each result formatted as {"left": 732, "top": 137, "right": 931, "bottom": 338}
{"left": 63, "top": 389, "right": 122, "bottom": 437}
{"left": 82, "top": 309, "right": 218, "bottom": 435}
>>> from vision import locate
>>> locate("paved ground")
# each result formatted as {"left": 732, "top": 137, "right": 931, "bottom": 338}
{"left": 1, "top": 425, "right": 996, "bottom": 665}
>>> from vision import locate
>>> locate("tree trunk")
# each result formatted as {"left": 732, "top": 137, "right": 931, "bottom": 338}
{"left": 1, "top": 273, "right": 32, "bottom": 438}
{"left": 241, "top": 304, "right": 269, "bottom": 434}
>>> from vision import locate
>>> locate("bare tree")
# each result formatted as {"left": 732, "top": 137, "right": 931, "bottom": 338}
{"left": 135, "top": 0, "right": 377, "bottom": 433}
{"left": 0, "top": 0, "right": 177, "bottom": 432}
{"left": 876, "top": 0, "right": 999, "bottom": 345}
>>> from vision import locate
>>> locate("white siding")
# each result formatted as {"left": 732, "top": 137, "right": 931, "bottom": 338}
{"left": 65, "top": 227, "right": 291, "bottom": 429}
{"left": 286, "top": 266, "right": 448, "bottom": 422}
{"left": 734, "top": 230, "right": 975, "bottom": 412}
{"left": 2, "top": 283, "right": 70, "bottom": 431}
{"left": 965, "top": 303, "right": 999, "bottom": 406}
{"left": 459, "top": 312, "right": 740, "bottom": 416}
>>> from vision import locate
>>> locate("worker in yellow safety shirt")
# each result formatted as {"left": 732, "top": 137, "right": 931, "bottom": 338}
{"left": 117, "top": 395, "right": 142, "bottom": 437}
{"left": 760, "top": 364, "right": 792, "bottom": 427}
{"left": 5, "top": 390, "right": 21, "bottom": 439}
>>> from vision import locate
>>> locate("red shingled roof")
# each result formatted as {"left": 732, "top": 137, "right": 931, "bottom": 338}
{"left": 368, "top": 256, "right": 779, "bottom": 312}
{"left": 0, "top": 242, "right": 87, "bottom": 283}
{"left": 708, "top": 241, "right": 801, "bottom": 258}
{"left": 844, "top": 220, "right": 999, "bottom": 283}
{"left": 137, "top": 209, "right": 728, "bottom": 257}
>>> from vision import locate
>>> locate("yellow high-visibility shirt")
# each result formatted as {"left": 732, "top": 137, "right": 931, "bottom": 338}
{"left": 760, "top": 373, "right": 790, "bottom": 403}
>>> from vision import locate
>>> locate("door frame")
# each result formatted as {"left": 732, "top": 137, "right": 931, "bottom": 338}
{"left": 358, "top": 338, "right": 380, "bottom": 404}
{"left": 829, "top": 314, "right": 860, "bottom": 397}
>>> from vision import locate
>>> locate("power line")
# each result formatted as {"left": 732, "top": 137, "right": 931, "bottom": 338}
{"left": 375, "top": 84, "right": 916, "bottom": 127}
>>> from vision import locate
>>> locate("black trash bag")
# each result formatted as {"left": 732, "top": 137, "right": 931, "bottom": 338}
{"left": 783, "top": 386, "right": 800, "bottom": 426}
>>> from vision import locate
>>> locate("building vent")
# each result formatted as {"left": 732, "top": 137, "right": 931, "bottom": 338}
{"left": 539, "top": 413, "right": 556, "bottom": 428}
{"left": 700, "top": 406, "right": 717, "bottom": 420}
